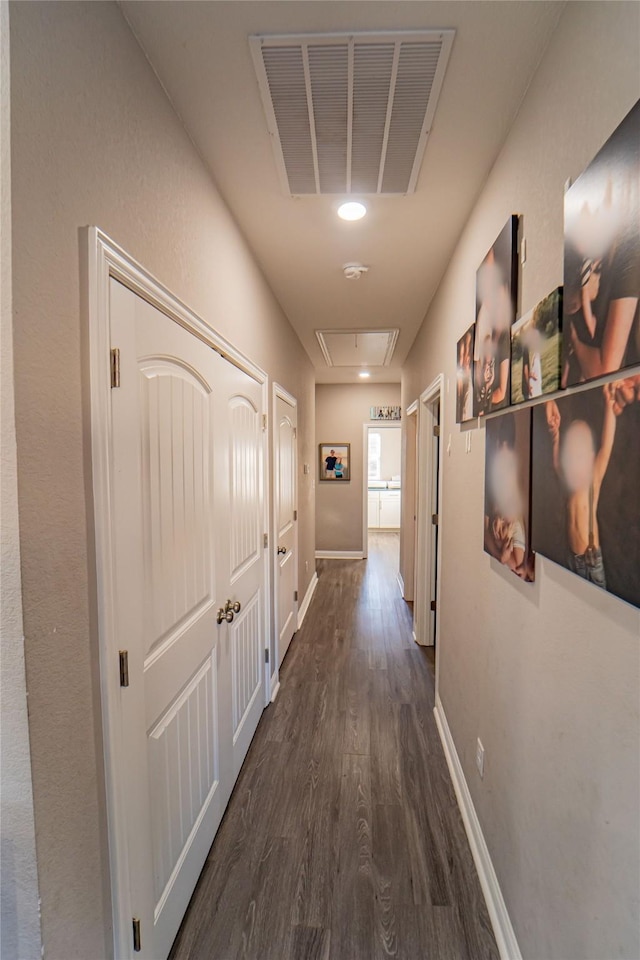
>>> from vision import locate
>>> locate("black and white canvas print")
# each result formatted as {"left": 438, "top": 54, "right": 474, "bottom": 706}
{"left": 484, "top": 408, "right": 535, "bottom": 582}
{"left": 456, "top": 324, "right": 475, "bottom": 423}
{"left": 473, "top": 216, "right": 519, "bottom": 416}
{"left": 511, "top": 288, "right": 563, "bottom": 404}
{"left": 562, "top": 99, "right": 640, "bottom": 387}
{"left": 531, "top": 375, "right": 640, "bottom": 608}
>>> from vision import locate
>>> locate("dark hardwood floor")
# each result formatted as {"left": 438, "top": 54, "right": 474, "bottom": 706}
{"left": 169, "top": 532, "right": 499, "bottom": 960}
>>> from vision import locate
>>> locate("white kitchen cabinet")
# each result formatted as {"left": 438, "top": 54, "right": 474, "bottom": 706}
{"left": 379, "top": 490, "right": 401, "bottom": 528}
{"left": 368, "top": 489, "right": 401, "bottom": 529}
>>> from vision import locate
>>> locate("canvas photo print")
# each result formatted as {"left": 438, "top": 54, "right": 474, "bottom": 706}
{"left": 484, "top": 409, "right": 535, "bottom": 582}
{"left": 531, "top": 376, "right": 640, "bottom": 608}
{"left": 473, "top": 216, "right": 519, "bottom": 417}
{"left": 319, "top": 443, "right": 350, "bottom": 481}
{"left": 456, "top": 324, "right": 475, "bottom": 423}
{"left": 511, "top": 288, "right": 563, "bottom": 404}
{"left": 562, "top": 99, "right": 640, "bottom": 388}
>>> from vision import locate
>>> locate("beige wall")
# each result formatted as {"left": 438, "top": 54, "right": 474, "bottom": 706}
{"left": 0, "top": 3, "right": 41, "bottom": 956}
{"left": 8, "top": 2, "right": 314, "bottom": 957}
{"left": 401, "top": 3, "right": 640, "bottom": 958}
{"left": 316, "top": 383, "right": 400, "bottom": 553}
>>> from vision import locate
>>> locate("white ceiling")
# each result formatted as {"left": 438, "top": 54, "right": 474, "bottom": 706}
{"left": 120, "top": 0, "right": 564, "bottom": 383}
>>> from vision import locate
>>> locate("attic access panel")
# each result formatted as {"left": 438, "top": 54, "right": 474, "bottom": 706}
{"left": 316, "top": 329, "right": 399, "bottom": 367}
{"left": 249, "top": 30, "right": 454, "bottom": 196}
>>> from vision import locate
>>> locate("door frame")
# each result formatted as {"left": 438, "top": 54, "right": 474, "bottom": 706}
{"left": 361, "top": 421, "right": 402, "bottom": 558}
{"left": 85, "top": 227, "right": 270, "bottom": 959}
{"left": 414, "top": 375, "right": 444, "bottom": 678}
{"left": 271, "top": 382, "right": 299, "bottom": 696}
{"left": 401, "top": 400, "right": 419, "bottom": 601}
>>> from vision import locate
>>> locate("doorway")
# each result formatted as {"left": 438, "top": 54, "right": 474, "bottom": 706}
{"left": 362, "top": 423, "right": 402, "bottom": 566}
{"left": 414, "top": 376, "right": 444, "bottom": 672}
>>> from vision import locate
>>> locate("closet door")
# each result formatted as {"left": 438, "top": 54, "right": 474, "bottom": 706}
{"left": 109, "top": 279, "right": 266, "bottom": 959}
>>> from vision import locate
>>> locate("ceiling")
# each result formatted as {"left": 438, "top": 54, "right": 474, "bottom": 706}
{"left": 120, "top": 1, "right": 564, "bottom": 383}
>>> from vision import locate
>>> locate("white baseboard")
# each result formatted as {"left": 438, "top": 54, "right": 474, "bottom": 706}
{"left": 315, "top": 550, "right": 364, "bottom": 560}
{"left": 270, "top": 673, "right": 280, "bottom": 703}
{"left": 396, "top": 572, "right": 405, "bottom": 597}
{"left": 297, "top": 571, "right": 318, "bottom": 629}
{"left": 433, "top": 694, "right": 522, "bottom": 960}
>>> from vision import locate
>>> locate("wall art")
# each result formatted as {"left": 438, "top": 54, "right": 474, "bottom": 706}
{"left": 484, "top": 408, "right": 535, "bottom": 582}
{"left": 473, "top": 215, "right": 519, "bottom": 416}
{"left": 562, "top": 99, "right": 639, "bottom": 387}
{"left": 511, "top": 287, "right": 563, "bottom": 404}
{"left": 531, "top": 375, "right": 640, "bottom": 608}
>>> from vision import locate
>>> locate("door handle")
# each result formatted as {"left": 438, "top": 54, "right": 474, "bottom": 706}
{"left": 225, "top": 599, "right": 241, "bottom": 615}
{"left": 277, "top": 546, "right": 287, "bottom": 555}
{"left": 217, "top": 607, "right": 234, "bottom": 625}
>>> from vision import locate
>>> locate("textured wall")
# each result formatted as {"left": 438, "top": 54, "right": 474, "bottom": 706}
{"left": 9, "top": 3, "right": 314, "bottom": 957}
{"left": 401, "top": 3, "right": 640, "bottom": 958}
{"left": 315, "top": 383, "right": 400, "bottom": 552}
{"left": 0, "top": 4, "right": 41, "bottom": 957}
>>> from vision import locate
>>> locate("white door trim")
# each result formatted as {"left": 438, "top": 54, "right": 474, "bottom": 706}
{"left": 85, "top": 227, "right": 270, "bottom": 959}
{"left": 271, "top": 382, "right": 298, "bottom": 680}
{"left": 414, "top": 374, "right": 444, "bottom": 692}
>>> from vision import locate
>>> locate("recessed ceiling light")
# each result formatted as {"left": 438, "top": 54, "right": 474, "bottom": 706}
{"left": 359, "top": 370, "right": 371, "bottom": 379}
{"left": 338, "top": 201, "right": 367, "bottom": 222}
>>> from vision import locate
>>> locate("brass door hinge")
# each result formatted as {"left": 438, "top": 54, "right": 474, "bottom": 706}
{"left": 262, "top": 414, "right": 267, "bottom": 431}
{"left": 265, "top": 648, "right": 269, "bottom": 664}
{"left": 293, "top": 510, "right": 297, "bottom": 521}
{"left": 119, "top": 650, "right": 129, "bottom": 687}
{"left": 432, "top": 514, "right": 439, "bottom": 526}
{"left": 132, "top": 917, "right": 141, "bottom": 952}
{"left": 294, "top": 590, "right": 298, "bottom": 602}
{"left": 110, "top": 348, "right": 121, "bottom": 388}
{"left": 293, "top": 427, "right": 297, "bottom": 439}
{"left": 263, "top": 533, "right": 268, "bottom": 548}
{"left": 433, "top": 424, "right": 440, "bottom": 437}
{"left": 430, "top": 600, "right": 437, "bottom": 612}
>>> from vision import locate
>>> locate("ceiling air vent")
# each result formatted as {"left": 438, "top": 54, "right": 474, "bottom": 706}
{"left": 249, "top": 30, "right": 454, "bottom": 196}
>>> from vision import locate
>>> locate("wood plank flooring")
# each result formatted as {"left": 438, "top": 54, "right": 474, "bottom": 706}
{"left": 169, "top": 532, "right": 499, "bottom": 960}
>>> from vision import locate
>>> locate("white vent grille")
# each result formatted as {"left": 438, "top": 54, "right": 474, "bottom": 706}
{"left": 250, "top": 31, "right": 454, "bottom": 196}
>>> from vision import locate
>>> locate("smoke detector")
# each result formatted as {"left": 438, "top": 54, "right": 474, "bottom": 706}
{"left": 343, "top": 263, "right": 369, "bottom": 280}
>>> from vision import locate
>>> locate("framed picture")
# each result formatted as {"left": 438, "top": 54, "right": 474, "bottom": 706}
{"left": 473, "top": 216, "right": 519, "bottom": 417}
{"left": 319, "top": 443, "right": 350, "bottom": 481}
{"left": 531, "top": 375, "right": 640, "bottom": 608}
{"left": 511, "top": 287, "right": 563, "bottom": 404}
{"left": 456, "top": 323, "right": 475, "bottom": 423}
{"left": 484, "top": 408, "right": 535, "bottom": 582}
{"left": 370, "top": 406, "right": 401, "bottom": 421}
{"left": 562, "top": 99, "right": 639, "bottom": 388}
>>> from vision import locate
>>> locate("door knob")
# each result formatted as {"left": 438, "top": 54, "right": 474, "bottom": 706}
{"left": 277, "top": 546, "right": 287, "bottom": 555}
{"left": 217, "top": 607, "right": 234, "bottom": 625}
{"left": 225, "top": 599, "right": 241, "bottom": 614}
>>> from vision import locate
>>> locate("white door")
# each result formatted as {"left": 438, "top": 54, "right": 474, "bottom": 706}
{"left": 109, "top": 279, "right": 266, "bottom": 959}
{"left": 274, "top": 390, "right": 297, "bottom": 667}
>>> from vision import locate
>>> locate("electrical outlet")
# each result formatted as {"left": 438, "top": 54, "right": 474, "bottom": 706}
{"left": 476, "top": 738, "right": 485, "bottom": 779}
{"left": 303, "top": 463, "right": 310, "bottom": 475}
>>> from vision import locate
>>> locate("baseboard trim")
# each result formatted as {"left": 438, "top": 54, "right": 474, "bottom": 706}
{"left": 433, "top": 694, "right": 522, "bottom": 960}
{"left": 315, "top": 550, "right": 364, "bottom": 560}
{"left": 297, "top": 571, "right": 318, "bottom": 629}
{"left": 270, "top": 674, "right": 280, "bottom": 703}
{"left": 396, "top": 572, "right": 405, "bottom": 597}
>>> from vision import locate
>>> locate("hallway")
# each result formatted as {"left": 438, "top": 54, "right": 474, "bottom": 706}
{"left": 170, "top": 534, "right": 499, "bottom": 960}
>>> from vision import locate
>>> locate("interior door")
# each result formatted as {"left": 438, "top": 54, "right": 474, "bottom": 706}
{"left": 274, "top": 391, "right": 297, "bottom": 667}
{"left": 109, "top": 279, "right": 266, "bottom": 959}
